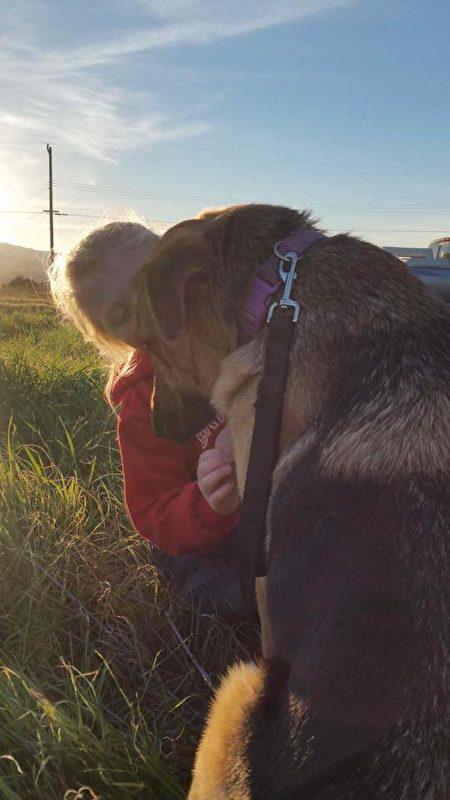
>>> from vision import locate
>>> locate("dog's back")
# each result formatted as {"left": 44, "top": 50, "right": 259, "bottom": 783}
{"left": 238, "top": 265, "right": 450, "bottom": 798}
{"left": 244, "top": 470, "right": 448, "bottom": 797}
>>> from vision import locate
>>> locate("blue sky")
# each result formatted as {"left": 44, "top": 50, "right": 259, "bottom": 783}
{"left": 0, "top": 0, "right": 449, "bottom": 253}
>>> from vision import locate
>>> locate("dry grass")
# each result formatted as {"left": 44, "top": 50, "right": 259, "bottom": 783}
{"left": 0, "top": 287, "right": 249, "bottom": 798}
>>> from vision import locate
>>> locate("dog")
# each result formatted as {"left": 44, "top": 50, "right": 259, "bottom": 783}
{"left": 142, "top": 204, "right": 449, "bottom": 799}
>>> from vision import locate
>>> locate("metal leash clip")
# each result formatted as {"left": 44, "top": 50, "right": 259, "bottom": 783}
{"left": 267, "top": 242, "right": 301, "bottom": 323}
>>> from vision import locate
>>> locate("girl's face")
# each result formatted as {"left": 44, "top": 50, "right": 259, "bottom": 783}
{"left": 77, "top": 236, "right": 156, "bottom": 348}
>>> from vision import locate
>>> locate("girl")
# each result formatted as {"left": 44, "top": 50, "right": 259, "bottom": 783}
{"left": 50, "top": 220, "right": 242, "bottom": 617}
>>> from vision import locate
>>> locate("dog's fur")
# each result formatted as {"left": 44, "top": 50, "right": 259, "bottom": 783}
{"left": 142, "top": 204, "right": 449, "bottom": 799}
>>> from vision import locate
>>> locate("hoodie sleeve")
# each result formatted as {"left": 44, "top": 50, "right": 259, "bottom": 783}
{"left": 114, "top": 363, "right": 238, "bottom": 556}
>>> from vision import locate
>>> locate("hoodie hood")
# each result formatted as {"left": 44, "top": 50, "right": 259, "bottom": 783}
{"left": 108, "top": 350, "right": 154, "bottom": 407}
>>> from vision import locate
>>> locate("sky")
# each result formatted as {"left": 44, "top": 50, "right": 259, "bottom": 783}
{"left": 0, "top": 0, "right": 449, "bottom": 255}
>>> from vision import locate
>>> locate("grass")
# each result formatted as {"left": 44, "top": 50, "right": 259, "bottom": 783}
{"left": 0, "top": 286, "right": 249, "bottom": 798}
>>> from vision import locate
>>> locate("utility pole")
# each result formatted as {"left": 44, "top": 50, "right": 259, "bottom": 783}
{"left": 44, "top": 144, "right": 67, "bottom": 264}
{"left": 46, "top": 144, "right": 54, "bottom": 262}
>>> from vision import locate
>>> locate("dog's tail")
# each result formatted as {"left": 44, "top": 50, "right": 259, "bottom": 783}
{"left": 187, "top": 660, "right": 264, "bottom": 800}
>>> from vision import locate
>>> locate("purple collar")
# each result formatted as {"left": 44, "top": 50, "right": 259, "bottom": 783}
{"left": 238, "top": 228, "right": 326, "bottom": 343}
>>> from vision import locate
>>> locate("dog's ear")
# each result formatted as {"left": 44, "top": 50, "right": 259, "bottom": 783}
{"left": 143, "top": 218, "right": 213, "bottom": 340}
{"left": 145, "top": 257, "right": 205, "bottom": 340}
{"left": 196, "top": 205, "right": 241, "bottom": 221}
{"left": 143, "top": 211, "right": 233, "bottom": 340}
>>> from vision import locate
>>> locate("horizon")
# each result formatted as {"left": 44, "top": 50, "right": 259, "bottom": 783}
{"left": 1, "top": 0, "right": 449, "bottom": 254}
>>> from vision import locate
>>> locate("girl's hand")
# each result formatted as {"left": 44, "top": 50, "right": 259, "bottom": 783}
{"left": 214, "top": 426, "right": 234, "bottom": 452}
{"left": 197, "top": 447, "right": 240, "bottom": 516}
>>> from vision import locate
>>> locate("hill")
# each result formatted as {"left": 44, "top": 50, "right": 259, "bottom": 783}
{"left": 0, "top": 242, "right": 48, "bottom": 285}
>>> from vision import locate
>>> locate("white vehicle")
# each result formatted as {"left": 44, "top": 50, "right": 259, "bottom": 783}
{"left": 430, "top": 237, "right": 450, "bottom": 260}
{"left": 384, "top": 237, "right": 450, "bottom": 304}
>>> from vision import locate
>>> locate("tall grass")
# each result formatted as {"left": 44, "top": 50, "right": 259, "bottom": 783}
{"left": 0, "top": 291, "right": 248, "bottom": 798}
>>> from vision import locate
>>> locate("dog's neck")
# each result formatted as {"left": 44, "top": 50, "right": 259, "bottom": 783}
{"left": 211, "top": 216, "right": 326, "bottom": 488}
{"left": 211, "top": 205, "right": 312, "bottom": 326}
{"left": 237, "top": 228, "right": 327, "bottom": 343}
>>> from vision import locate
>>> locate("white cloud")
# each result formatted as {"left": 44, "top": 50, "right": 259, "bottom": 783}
{"left": 0, "top": 55, "right": 209, "bottom": 163}
{"left": 0, "top": 0, "right": 357, "bottom": 247}
{"left": 48, "top": 0, "right": 355, "bottom": 70}
{"left": 138, "top": 0, "right": 352, "bottom": 25}
{"left": 0, "top": 0, "right": 356, "bottom": 161}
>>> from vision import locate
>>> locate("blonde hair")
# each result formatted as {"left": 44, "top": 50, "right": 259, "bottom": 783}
{"left": 49, "top": 220, "right": 158, "bottom": 366}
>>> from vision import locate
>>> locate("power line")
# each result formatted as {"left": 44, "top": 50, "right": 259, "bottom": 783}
{"left": 0, "top": 209, "right": 173, "bottom": 225}
{"left": 58, "top": 213, "right": 173, "bottom": 223}
{"left": 330, "top": 228, "right": 450, "bottom": 234}
{"left": 3, "top": 161, "right": 449, "bottom": 240}
{"left": 21, "top": 212, "right": 45, "bottom": 224}
{"left": 9, "top": 181, "right": 47, "bottom": 203}
{"left": 54, "top": 180, "right": 237, "bottom": 206}
{"left": 53, "top": 180, "right": 450, "bottom": 214}
{"left": 28, "top": 186, "right": 48, "bottom": 203}
{"left": 0, "top": 208, "right": 448, "bottom": 235}
{"left": 48, "top": 208, "right": 450, "bottom": 233}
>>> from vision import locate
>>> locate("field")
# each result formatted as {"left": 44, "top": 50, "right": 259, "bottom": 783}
{"left": 0, "top": 284, "right": 249, "bottom": 799}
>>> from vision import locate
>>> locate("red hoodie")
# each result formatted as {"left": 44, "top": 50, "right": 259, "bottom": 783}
{"left": 109, "top": 351, "right": 239, "bottom": 556}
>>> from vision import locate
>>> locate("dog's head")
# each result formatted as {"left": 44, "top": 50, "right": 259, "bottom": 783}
{"left": 142, "top": 204, "right": 307, "bottom": 441}
{"left": 143, "top": 201, "right": 436, "bottom": 444}
{"left": 141, "top": 210, "right": 235, "bottom": 441}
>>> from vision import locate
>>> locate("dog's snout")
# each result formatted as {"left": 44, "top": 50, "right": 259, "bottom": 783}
{"left": 151, "top": 375, "right": 215, "bottom": 443}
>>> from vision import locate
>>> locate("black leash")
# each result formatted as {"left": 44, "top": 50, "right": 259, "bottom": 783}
{"left": 235, "top": 245, "right": 301, "bottom": 633}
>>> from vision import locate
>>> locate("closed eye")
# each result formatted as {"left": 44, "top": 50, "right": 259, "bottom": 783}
{"left": 108, "top": 305, "right": 130, "bottom": 328}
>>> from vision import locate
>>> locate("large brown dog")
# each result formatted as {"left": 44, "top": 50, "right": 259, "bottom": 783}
{"left": 142, "top": 205, "right": 449, "bottom": 799}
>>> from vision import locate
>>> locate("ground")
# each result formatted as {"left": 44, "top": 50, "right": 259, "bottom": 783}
{"left": 0, "top": 284, "right": 249, "bottom": 799}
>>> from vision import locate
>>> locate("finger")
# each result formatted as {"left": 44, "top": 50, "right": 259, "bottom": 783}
{"left": 199, "top": 464, "right": 233, "bottom": 494}
{"left": 209, "top": 482, "right": 237, "bottom": 505}
{"left": 199, "top": 464, "right": 233, "bottom": 493}
{"left": 215, "top": 445, "right": 234, "bottom": 461}
{"left": 197, "top": 448, "right": 224, "bottom": 467}
{"left": 197, "top": 451, "right": 233, "bottom": 477}
{"left": 214, "top": 426, "right": 234, "bottom": 452}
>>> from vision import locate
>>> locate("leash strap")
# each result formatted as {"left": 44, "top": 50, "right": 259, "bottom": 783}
{"left": 235, "top": 234, "right": 327, "bottom": 635}
{"left": 235, "top": 306, "right": 296, "bottom": 618}
{"left": 235, "top": 240, "right": 305, "bottom": 624}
